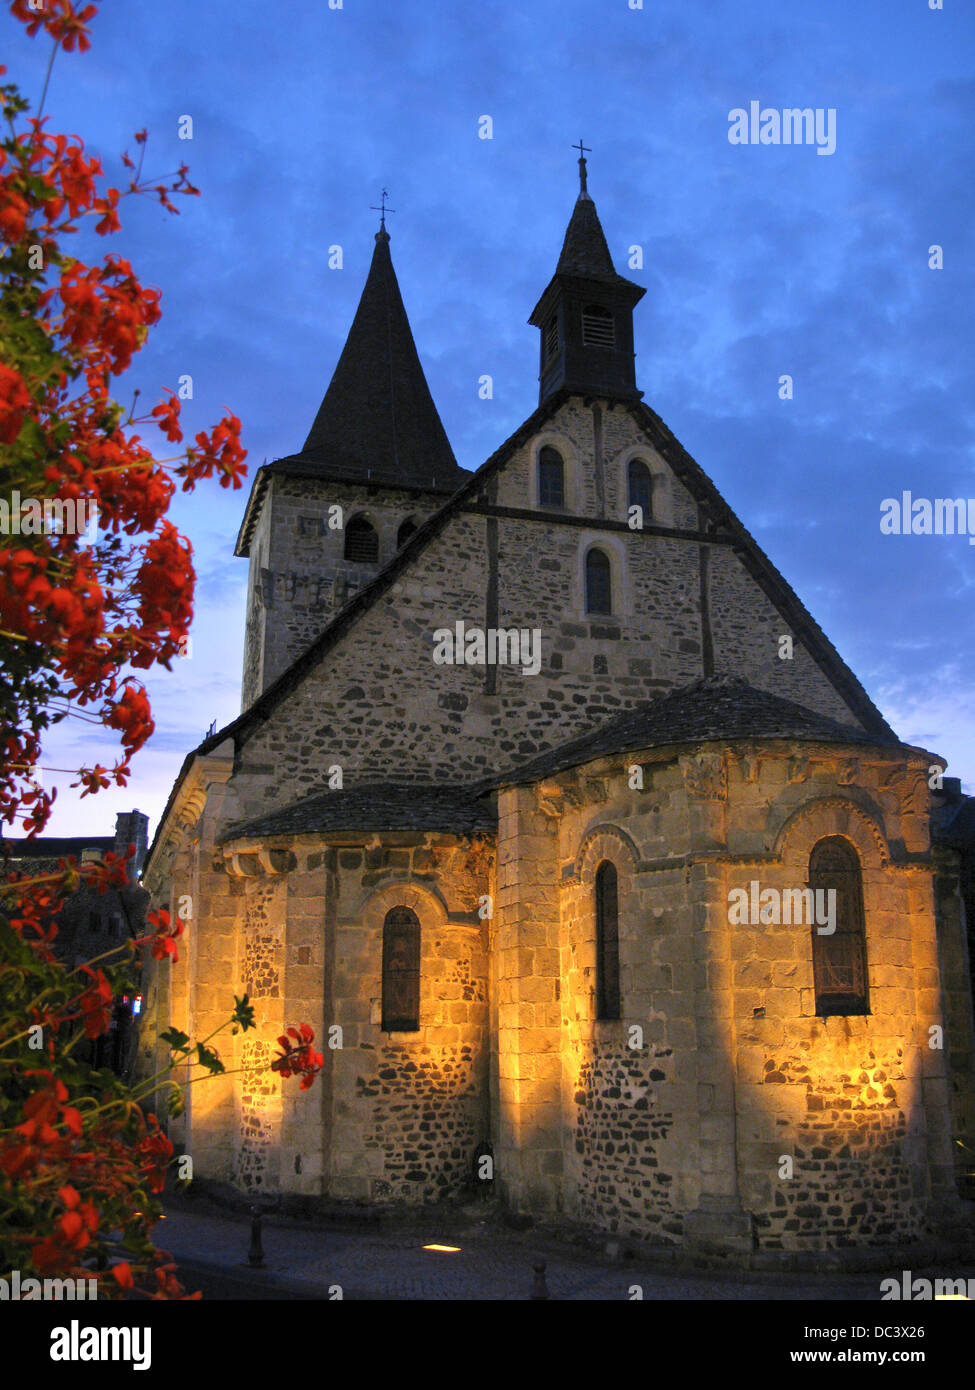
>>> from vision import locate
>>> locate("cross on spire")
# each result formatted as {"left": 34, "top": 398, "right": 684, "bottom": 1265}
{"left": 370, "top": 188, "right": 396, "bottom": 231}
{"left": 573, "top": 138, "right": 591, "bottom": 195}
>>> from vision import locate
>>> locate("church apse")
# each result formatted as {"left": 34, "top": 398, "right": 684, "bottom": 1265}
{"left": 493, "top": 722, "right": 972, "bottom": 1257}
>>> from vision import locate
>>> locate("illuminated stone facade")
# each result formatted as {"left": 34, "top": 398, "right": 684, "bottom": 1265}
{"left": 141, "top": 176, "right": 975, "bottom": 1266}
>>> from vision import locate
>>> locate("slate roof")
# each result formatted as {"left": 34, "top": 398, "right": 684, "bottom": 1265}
{"left": 932, "top": 795, "right": 975, "bottom": 848}
{"left": 220, "top": 783, "right": 497, "bottom": 844}
{"left": 488, "top": 675, "right": 902, "bottom": 789}
{"left": 555, "top": 192, "right": 632, "bottom": 284}
{"left": 234, "top": 227, "right": 466, "bottom": 558}
{"left": 216, "top": 677, "right": 917, "bottom": 846}
{"left": 1, "top": 835, "right": 114, "bottom": 860}
{"left": 301, "top": 228, "right": 461, "bottom": 488}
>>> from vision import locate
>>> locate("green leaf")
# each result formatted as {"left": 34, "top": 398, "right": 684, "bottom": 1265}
{"left": 232, "top": 993, "right": 255, "bottom": 1032}
{"left": 160, "top": 1027, "right": 190, "bottom": 1052}
{"left": 195, "top": 1042, "right": 224, "bottom": 1075}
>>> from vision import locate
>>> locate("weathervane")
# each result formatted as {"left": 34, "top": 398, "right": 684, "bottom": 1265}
{"left": 572, "top": 138, "right": 591, "bottom": 195}
{"left": 370, "top": 188, "right": 396, "bottom": 231}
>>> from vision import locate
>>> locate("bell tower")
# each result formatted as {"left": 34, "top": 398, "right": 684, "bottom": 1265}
{"left": 235, "top": 201, "right": 465, "bottom": 709}
{"left": 528, "top": 144, "right": 646, "bottom": 406}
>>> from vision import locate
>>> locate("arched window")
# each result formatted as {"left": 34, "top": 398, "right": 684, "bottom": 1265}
{"left": 538, "top": 447, "right": 564, "bottom": 509}
{"left": 582, "top": 304, "right": 615, "bottom": 348}
{"left": 381, "top": 906, "right": 420, "bottom": 1032}
{"left": 344, "top": 515, "right": 379, "bottom": 563}
{"left": 397, "top": 517, "right": 417, "bottom": 548}
{"left": 628, "top": 459, "right": 653, "bottom": 521}
{"left": 595, "top": 861, "right": 620, "bottom": 1020}
{"left": 585, "top": 547, "right": 612, "bottom": 615}
{"left": 809, "top": 837, "right": 869, "bottom": 1017}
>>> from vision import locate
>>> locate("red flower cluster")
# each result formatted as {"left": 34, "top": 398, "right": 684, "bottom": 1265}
{"left": 0, "top": 1074, "right": 82, "bottom": 1181}
{"left": 77, "top": 967, "right": 112, "bottom": 1039}
{"left": 132, "top": 906, "right": 184, "bottom": 963}
{"left": 0, "top": 13, "right": 246, "bottom": 838}
{"left": 31, "top": 1184, "right": 100, "bottom": 1274}
{"left": 0, "top": 361, "right": 32, "bottom": 443}
{"left": 271, "top": 1024, "right": 325, "bottom": 1090}
{"left": 135, "top": 1114, "right": 173, "bottom": 1195}
{"left": 10, "top": 0, "right": 98, "bottom": 53}
{"left": 105, "top": 683, "right": 154, "bottom": 756}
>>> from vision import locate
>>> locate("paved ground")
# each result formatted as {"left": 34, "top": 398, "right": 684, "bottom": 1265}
{"left": 154, "top": 1193, "right": 971, "bottom": 1301}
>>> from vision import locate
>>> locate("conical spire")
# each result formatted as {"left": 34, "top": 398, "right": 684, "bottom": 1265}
{"left": 554, "top": 195, "right": 626, "bottom": 283}
{"left": 301, "top": 224, "right": 460, "bottom": 489}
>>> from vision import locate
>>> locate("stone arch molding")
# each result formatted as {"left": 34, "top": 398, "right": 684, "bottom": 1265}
{"left": 773, "top": 796, "right": 891, "bottom": 870}
{"left": 356, "top": 879, "right": 450, "bottom": 934}
{"left": 530, "top": 429, "right": 580, "bottom": 511}
{"left": 613, "top": 443, "right": 672, "bottom": 526}
{"left": 575, "top": 820, "right": 641, "bottom": 886}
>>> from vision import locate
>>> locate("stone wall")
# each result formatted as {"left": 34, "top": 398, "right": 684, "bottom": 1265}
{"left": 232, "top": 397, "right": 864, "bottom": 824}
{"left": 321, "top": 837, "right": 492, "bottom": 1202}
{"left": 155, "top": 830, "right": 496, "bottom": 1203}
{"left": 241, "top": 474, "right": 447, "bottom": 709}
{"left": 494, "top": 738, "right": 973, "bottom": 1254}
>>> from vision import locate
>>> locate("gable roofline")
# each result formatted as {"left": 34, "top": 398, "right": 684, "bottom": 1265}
{"left": 150, "top": 387, "right": 897, "bottom": 871}
{"left": 480, "top": 674, "right": 906, "bottom": 792}
{"left": 626, "top": 400, "right": 895, "bottom": 741}
{"left": 146, "top": 389, "right": 578, "bottom": 870}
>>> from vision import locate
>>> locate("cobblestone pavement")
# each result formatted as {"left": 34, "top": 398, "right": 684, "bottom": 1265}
{"left": 156, "top": 1196, "right": 971, "bottom": 1301}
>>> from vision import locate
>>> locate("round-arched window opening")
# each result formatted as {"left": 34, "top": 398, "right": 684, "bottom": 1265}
{"left": 585, "top": 547, "right": 612, "bottom": 615}
{"left": 344, "top": 515, "right": 379, "bottom": 563}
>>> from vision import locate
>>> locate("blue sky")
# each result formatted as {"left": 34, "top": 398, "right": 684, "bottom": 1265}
{"left": 9, "top": 0, "right": 974, "bottom": 837}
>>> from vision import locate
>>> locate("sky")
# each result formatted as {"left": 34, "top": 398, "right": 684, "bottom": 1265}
{"left": 6, "top": 0, "right": 974, "bottom": 840}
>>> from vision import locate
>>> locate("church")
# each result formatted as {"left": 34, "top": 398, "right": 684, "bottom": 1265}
{"left": 140, "top": 153, "right": 975, "bottom": 1265}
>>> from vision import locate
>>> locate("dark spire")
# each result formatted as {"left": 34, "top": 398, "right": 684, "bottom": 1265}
{"left": 528, "top": 154, "right": 646, "bottom": 406}
{"left": 554, "top": 195, "right": 624, "bottom": 283}
{"left": 300, "top": 222, "right": 460, "bottom": 489}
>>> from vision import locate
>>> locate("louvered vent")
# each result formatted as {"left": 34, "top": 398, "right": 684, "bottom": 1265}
{"left": 582, "top": 305, "right": 615, "bottom": 348}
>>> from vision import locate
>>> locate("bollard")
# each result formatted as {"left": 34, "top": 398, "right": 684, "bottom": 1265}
{"left": 530, "top": 1259, "right": 549, "bottom": 1300}
{"left": 247, "top": 1204, "right": 265, "bottom": 1268}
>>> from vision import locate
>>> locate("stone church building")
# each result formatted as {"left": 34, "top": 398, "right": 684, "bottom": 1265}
{"left": 142, "top": 157, "right": 975, "bottom": 1263}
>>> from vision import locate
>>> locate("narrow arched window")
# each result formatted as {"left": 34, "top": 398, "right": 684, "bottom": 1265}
{"left": 595, "top": 861, "right": 620, "bottom": 1020}
{"left": 810, "top": 837, "right": 869, "bottom": 1017}
{"left": 628, "top": 459, "right": 653, "bottom": 521}
{"left": 397, "top": 517, "right": 417, "bottom": 548}
{"left": 582, "top": 304, "right": 615, "bottom": 348}
{"left": 381, "top": 906, "right": 420, "bottom": 1032}
{"left": 585, "top": 547, "right": 612, "bottom": 615}
{"left": 344, "top": 515, "right": 379, "bottom": 563}
{"left": 538, "top": 447, "right": 564, "bottom": 509}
